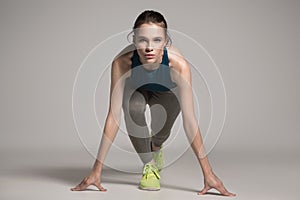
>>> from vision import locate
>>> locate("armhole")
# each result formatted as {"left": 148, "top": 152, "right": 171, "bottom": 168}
{"left": 131, "top": 49, "right": 138, "bottom": 69}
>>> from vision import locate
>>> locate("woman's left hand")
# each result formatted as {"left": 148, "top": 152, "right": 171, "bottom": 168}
{"left": 198, "top": 172, "right": 236, "bottom": 197}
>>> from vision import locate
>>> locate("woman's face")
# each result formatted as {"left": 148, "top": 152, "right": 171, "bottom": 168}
{"left": 133, "top": 23, "right": 167, "bottom": 65}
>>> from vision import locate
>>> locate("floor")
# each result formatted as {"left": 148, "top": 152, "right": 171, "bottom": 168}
{"left": 0, "top": 147, "right": 298, "bottom": 200}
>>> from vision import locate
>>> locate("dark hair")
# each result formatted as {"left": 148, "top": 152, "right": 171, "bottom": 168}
{"left": 127, "top": 10, "right": 172, "bottom": 46}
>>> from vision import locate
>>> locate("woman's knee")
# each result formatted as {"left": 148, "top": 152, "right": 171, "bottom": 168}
{"left": 122, "top": 91, "right": 147, "bottom": 123}
{"left": 132, "top": 91, "right": 146, "bottom": 109}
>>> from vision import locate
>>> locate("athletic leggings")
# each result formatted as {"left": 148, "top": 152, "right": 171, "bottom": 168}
{"left": 122, "top": 79, "right": 181, "bottom": 164}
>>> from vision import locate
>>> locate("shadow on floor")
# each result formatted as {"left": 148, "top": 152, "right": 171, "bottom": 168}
{"left": 6, "top": 166, "right": 137, "bottom": 185}
{"left": 5, "top": 166, "right": 224, "bottom": 195}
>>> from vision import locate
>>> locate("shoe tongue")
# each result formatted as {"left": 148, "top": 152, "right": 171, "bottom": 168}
{"left": 142, "top": 164, "right": 161, "bottom": 180}
{"left": 143, "top": 164, "right": 152, "bottom": 174}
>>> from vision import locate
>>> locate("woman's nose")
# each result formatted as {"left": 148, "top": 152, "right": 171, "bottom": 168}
{"left": 146, "top": 42, "right": 153, "bottom": 52}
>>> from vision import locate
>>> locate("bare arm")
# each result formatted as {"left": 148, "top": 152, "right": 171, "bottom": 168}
{"left": 92, "top": 59, "right": 127, "bottom": 175}
{"left": 71, "top": 58, "right": 128, "bottom": 191}
{"left": 173, "top": 59, "right": 212, "bottom": 175}
{"left": 172, "top": 56, "right": 235, "bottom": 196}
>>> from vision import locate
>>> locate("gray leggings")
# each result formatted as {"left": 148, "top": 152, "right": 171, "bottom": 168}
{"left": 122, "top": 79, "right": 181, "bottom": 164}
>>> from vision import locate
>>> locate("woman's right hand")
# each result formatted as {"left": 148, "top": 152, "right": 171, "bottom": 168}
{"left": 70, "top": 171, "right": 107, "bottom": 192}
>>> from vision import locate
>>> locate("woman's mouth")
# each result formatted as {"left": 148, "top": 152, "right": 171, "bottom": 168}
{"left": 145, "top": 53, "right": 155, "bottom": 59}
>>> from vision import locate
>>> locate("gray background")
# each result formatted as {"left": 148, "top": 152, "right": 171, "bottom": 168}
{"left": 1, "top": 0, "right": 299, "bottom": 199}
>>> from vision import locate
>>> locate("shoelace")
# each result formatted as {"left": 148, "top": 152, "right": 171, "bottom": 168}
{"left": 143, "top": 164, "right": 160, "bottom": 179}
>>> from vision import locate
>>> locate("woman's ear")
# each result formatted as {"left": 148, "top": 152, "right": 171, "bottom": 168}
{"left": 132, "top": 35, "right": 138, "bottom": 49}
{"left": 164, "top": 40, "right": 168, "bottom": 47}
{"left": 165, "top": 35, "right": 170, "bottom": 47}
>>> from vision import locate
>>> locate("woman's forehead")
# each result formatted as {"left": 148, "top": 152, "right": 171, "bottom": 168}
{"left": 135, "top": 27, "right": 165, "bottom": 37}
{"left": 135, "top": 23, "right": 165, "bottom": 35}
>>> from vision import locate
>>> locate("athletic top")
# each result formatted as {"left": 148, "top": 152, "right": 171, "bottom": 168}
{"left": 129, "top": 47, "right": 177, "bottom": 92}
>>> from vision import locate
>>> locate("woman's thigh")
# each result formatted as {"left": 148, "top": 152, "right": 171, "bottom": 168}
{"left": 148, "top": 89, "right": 181, "bottom": 135}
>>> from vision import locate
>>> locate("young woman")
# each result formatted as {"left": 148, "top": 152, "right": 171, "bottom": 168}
{"left": 71, "top": 10, "right": 236, "bottom": 196}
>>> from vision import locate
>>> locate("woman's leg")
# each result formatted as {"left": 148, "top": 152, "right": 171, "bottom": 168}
{"left": 122, "top": 80, "right": 152, "bottom": 164}
{"left": 148, "top": 89, "right": 181, "bottom": 148}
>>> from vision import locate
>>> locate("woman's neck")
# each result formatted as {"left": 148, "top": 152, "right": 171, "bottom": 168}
{"left": 142, "top": 62, "right": 160, "bottom": 71}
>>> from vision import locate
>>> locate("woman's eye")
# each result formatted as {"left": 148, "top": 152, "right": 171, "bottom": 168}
{"left": 139, "top": 39, "right": 147, "bottom": 42}
{"left": 154, "top": 39, "right": 161, "bottom": 42}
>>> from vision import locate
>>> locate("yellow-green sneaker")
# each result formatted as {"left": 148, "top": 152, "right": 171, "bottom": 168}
{"left": 139, "top": 163, "right": 160, "bottom": 191}
{"left": 153, "top": 146, "right": 164, "bottom": 172}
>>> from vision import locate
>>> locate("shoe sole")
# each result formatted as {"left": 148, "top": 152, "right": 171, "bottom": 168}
{"left": 139, "top": 186, "right": 160, "bottom": 191}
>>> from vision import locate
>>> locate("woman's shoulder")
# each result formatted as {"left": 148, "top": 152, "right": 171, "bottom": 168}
{"left": 112, "top": 44, "right": 135, "bottom": 74}
{"left": 166, "top": 45, "right": 189, "bottom": 73}
{"left": 114, "top": 44, "right": 135, "bottom": 64}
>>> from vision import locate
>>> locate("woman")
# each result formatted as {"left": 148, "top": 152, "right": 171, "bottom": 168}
{"left": 71, "top": 10, "right": 235, "bottom": 196}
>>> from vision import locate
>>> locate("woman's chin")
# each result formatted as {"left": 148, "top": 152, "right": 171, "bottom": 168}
{"left": 144, "top": 58, "right": 157, "bottom": 63}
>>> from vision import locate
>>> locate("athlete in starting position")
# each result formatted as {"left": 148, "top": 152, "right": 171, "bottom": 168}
{"left": 71, "top": 10, "right": 235, "bottom": 196}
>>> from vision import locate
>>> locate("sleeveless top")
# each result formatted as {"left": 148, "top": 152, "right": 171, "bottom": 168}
{"left": 129, "top": 47, "right": 177, "bottom": 92}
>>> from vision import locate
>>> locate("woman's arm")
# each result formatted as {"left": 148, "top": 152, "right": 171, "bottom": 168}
{"left": 92, "top": 58, "right": 127, "bottom": 175}
{"left": 172, "top": 55, "right": 235, "bottom": 196}
{"left": 71, "top": 58, "right": 128, "bottom": 191}
{"left": 175, "top": 60, "right": 213, "bottom": 174}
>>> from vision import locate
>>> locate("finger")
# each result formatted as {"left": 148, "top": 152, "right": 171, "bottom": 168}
{"left": 197, "top": 185, "right": 210, "bottom": 195}
{"left": 70, "top": 181, "right": 90, "bottom": 191}
{"left": 70, "top": 186, "right": 81, "bottom": 191}
{"left": 222, "top": 188, "right": 236, "bottom": 197}
{"left": 70, "top": 185, "right": 81, "bottom": 191}
{"left": 74, "top": 178, "right": 88, "bottom": 188}
{"left": 221, "top": 190, "right": 236, "bottom": 197}
{"left": 70, "top": 184, "right": 87, "bottom": 191}
{"left": 215, "top": 184, "right": 236, "bottom": 196}
{"left": 227, "top": 192, "right": 236, "bottom": 197}
{"left": 93, "top": 183, "right": 107, "bottom": 192}
{"left": 70, "top": 183, "right": 81, "bottom": 191}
